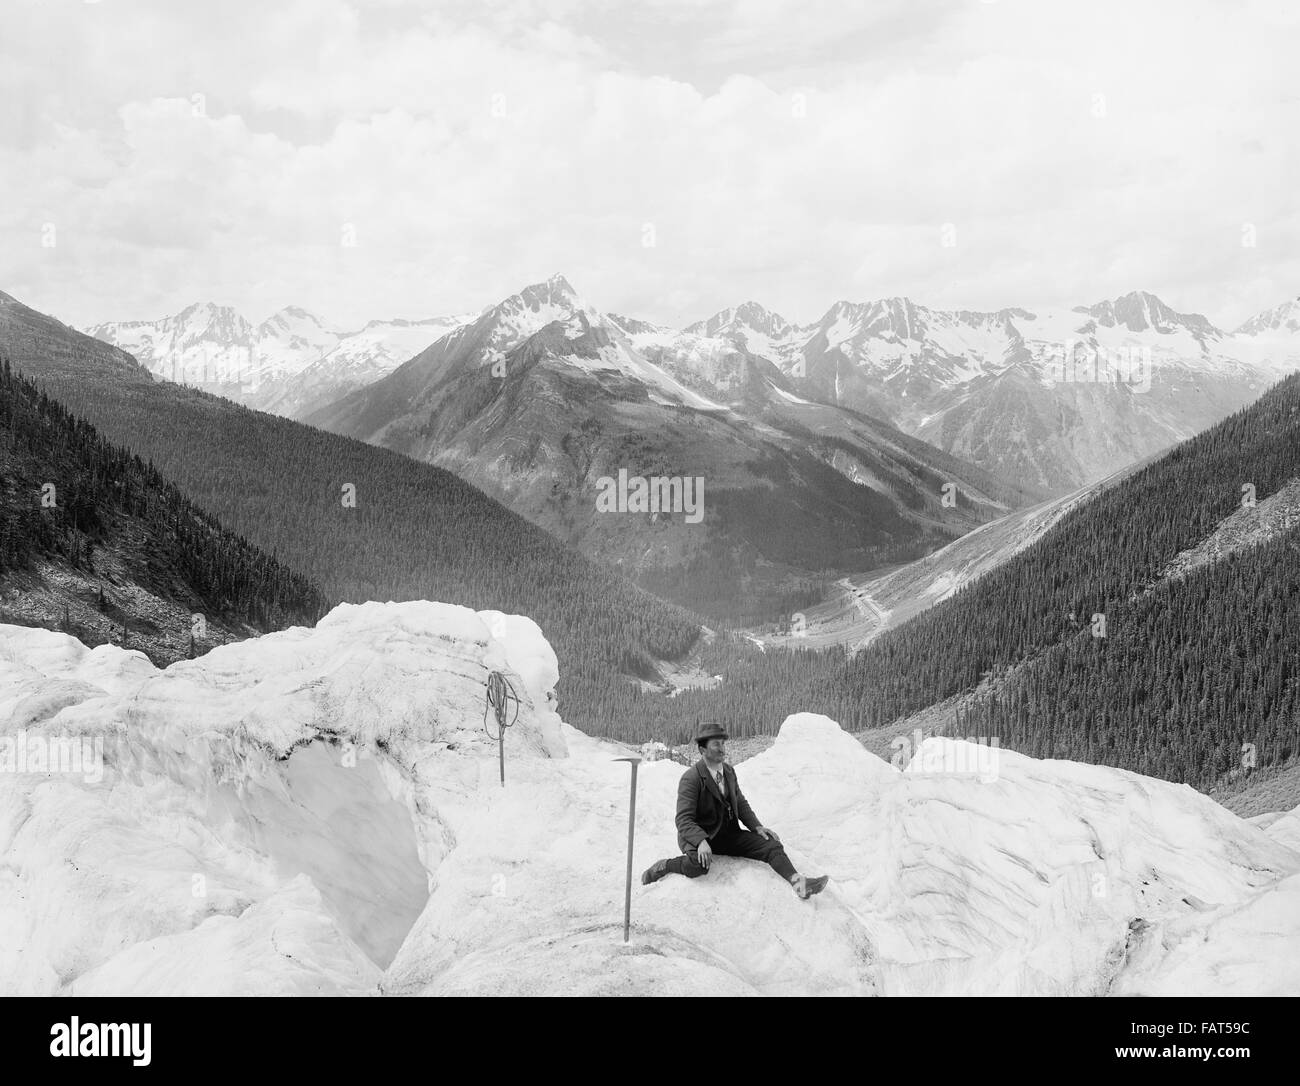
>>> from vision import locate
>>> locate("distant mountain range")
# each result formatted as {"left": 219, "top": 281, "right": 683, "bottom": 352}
{"left": 629, "top": 290, "right": 1300, "bottom": 494}
{"left": 86, "top": 304, "right": 475, "bottom": 419}
{"left": 88, "top": 287, "right": 1300, "bottom": 500}
{"left": 301, "top": 275, "right": 1040, "bottom": 618}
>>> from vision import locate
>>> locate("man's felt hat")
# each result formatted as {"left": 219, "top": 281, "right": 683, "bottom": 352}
{"left": 695, "top": 722, "right": 729, "bottom": 745}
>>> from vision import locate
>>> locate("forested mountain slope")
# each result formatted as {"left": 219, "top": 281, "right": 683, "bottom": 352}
{"left": 839, "top": 372, "right": 1300, "bottom": 787}
{"left": 0, "top": 358, "right": 328, "bottom": 663}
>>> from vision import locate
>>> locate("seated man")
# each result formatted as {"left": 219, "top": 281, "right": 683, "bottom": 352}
{"left": 641, "top": 723, "right": 829, "bottom": 899}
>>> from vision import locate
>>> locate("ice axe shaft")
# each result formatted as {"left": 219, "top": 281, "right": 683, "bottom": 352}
{"left": 614, "top": 756, "right": 641, "bottom": 944}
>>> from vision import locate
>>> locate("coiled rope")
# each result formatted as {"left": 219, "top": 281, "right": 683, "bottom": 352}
{"left": 483, "top": 670, "right": 520, "bottom": 741}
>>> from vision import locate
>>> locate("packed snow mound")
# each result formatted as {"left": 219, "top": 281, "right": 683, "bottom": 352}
{"left": 1250, "top": 807, "right": 1300, "bottom": 853}
{"left": 884, "top": 735, "right": 1300, "bottom": 995}
{"left": 0, "top": 601, "right": 565, "bottom": 995}
{"left": 2, "top": 608, "right": 1298, "bottom": 996}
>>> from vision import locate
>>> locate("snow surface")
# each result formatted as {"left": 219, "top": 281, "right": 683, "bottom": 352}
{"left": 2, "top": 601, "right": 1298, "bottom": 996}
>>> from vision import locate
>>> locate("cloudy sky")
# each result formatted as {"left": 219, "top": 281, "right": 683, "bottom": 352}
{"left": 1, "top": 0, "right": 1296, "bottom": 331}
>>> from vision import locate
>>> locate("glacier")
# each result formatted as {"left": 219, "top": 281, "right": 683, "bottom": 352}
{"left": 1, "top": 600, "right": 1297, "bottom": 997}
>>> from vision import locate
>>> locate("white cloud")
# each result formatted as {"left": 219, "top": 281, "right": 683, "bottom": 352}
{"left": 0, "top": 0, "right": 1296, "bottom": 330}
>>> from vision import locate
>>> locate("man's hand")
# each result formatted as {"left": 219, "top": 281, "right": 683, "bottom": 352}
{"left": 756, "top": 826, "right": 780, "bottom": 843}
{"left": 695, "top": 839, "right": 712, "bottom": 870}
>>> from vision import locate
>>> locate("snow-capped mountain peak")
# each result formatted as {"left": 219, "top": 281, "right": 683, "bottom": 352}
{"left": 516, "top": 273, "right": 586, "bottom": 314}
{"left": 484, "top": 274, "right": 606, "bottom": 346}
{"left": 258, "top": 305, "right": 332, "bottom": 334}
{"left": 169, "top": 302, "right": 253, "bottom": 344}
{"left": 812, "top": 296, "right": 1006, "bottom": 354}
{"left": 1077, "top": 290, "right": 1223, "bottom": 340}
{"left": 686, "top": 300, "right": 792, "bottom": 341}
{"left": 859, "top": 297, "right": 928, "bottom": 340}
{"left": 255, "top": 307, "right": 337, "bottom": 359}
{"left": 392, "top": 276, "right": 726, "bottom": 414}
{"left": 682, "top": 301, "right": 798, "bottom": 367}
{"left": 1235, "top": 296, "right": 1300, "bottom": 337}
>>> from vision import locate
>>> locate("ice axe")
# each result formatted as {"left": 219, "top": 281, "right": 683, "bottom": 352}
{"left": 613, "top": 756, "right": 642, "bottom": 944}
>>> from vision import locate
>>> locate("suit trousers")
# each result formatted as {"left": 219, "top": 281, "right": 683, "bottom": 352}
{"left": 664, "top": 822, "right": 797, "bottom": 881}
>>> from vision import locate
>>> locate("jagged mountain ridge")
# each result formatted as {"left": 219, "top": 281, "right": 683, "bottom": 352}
{"left": 653, "top": 288, "right": 1300, "bottom": 494}
{"left": 305, "top": 276, "right": 1042, "bottom": 619}
{"left": 85, "top": 303, "right": 475, "bottom": 419}
{"left": 87, "top": 281, "right": 1300, "bottom": 497}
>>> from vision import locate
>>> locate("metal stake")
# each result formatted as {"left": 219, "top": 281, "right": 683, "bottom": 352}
{"left": 484, "top": 670, "right": 518, "bottom": 789}
{"left": 614, "top": 756, "right": 642, "bottom": 944}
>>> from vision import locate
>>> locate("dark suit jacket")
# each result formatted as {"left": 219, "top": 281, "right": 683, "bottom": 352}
{"left": 676, "top": 759, "right": 761, "bottom": 851}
